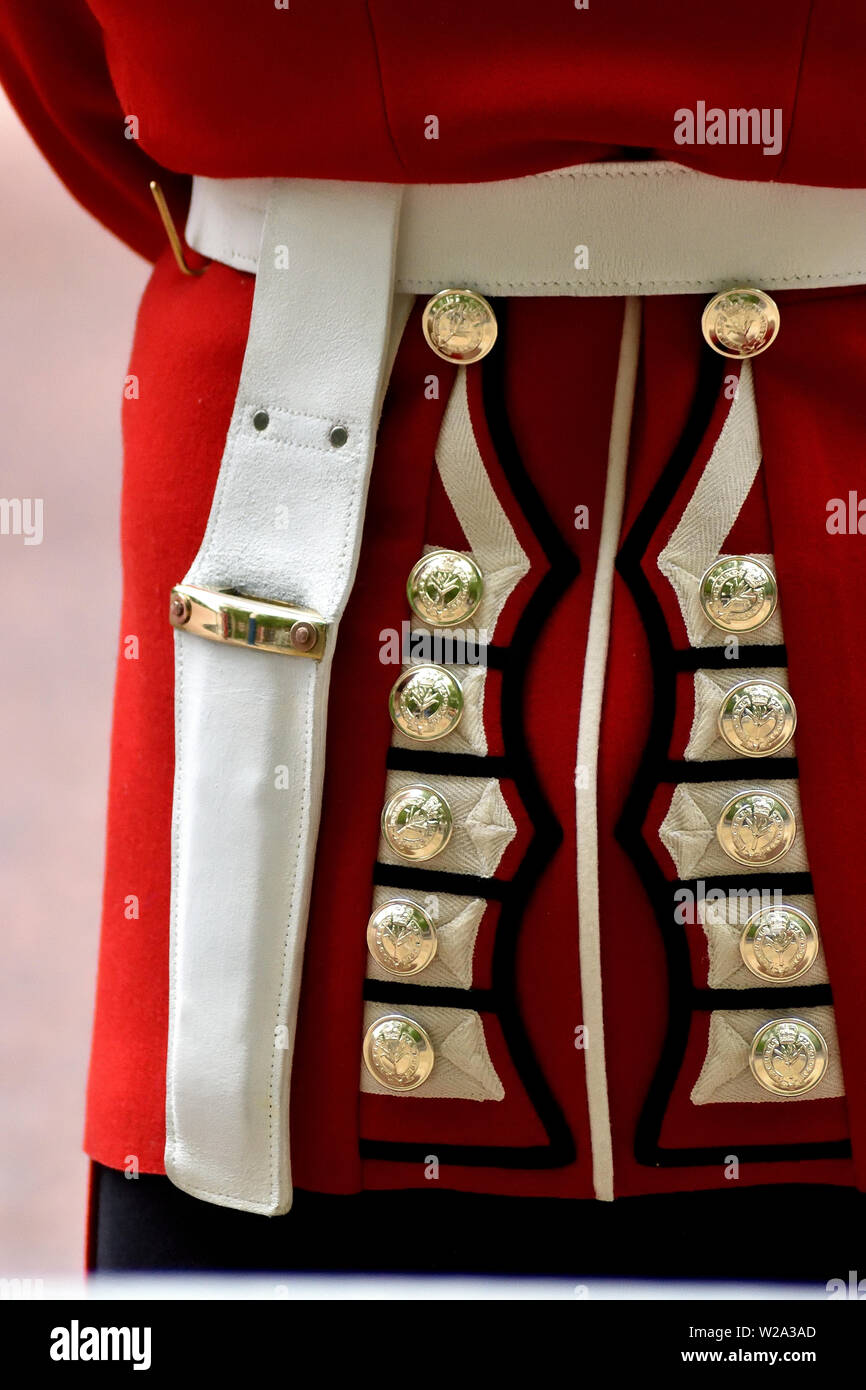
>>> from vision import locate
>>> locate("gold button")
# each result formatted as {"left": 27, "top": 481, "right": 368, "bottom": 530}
{"left": 740, "top": 905, "right": 819, "bottom": 982}
{"left": 407, "top": 549, "right": 483, "bottom": 627}
{"left": 422, "top": 288, "right": 498, "bottom": 364}
{"left": 381, "top": 783, "right": 453, "bottom": 861}
{"left": 749, "top": 1018, "right": 828, "bottom": 1096}
{"left": 367, "top": 899, "right": 438, "bottom": 976}
{"left": 717, "top": 789, "right": 797, "bottom": 866}
{"left": 701, "top": 287, "right": 780, "bottom": 359}
{"left": 389, "top": 664, "right": 464, "bottom": 742}
{"left": 699, "top": 556, "right": 777, "bottom": 633}
{"left": 718, "top": 679, "right": 796, "bottom": 757}
{"left": 363, "top": 1013, "right": 435, "bottom": 1091}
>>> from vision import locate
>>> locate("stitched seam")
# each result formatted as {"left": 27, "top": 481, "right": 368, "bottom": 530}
{"left": 223, "top": 250, "right": 257, "bottom": 271}
{"left": 195, "top": 415, "right": 244, "bottom": 569}
{"left": 532, "top": 164, "right": 685, "bottom": 181}
{"left": 364, "top": 1, "right": 407, "bottom": 173}
{"left": 212, "top": 268, "right": 866, "bottom": 293}
{"left": 249, "top": 435, "right": 365, "bottom": 460}
{"left": 266, "top": 664, "right": 316, "bottom": 1207}
{"left": 399, "top": 271, "right": 866, "bottom": 291}
{"left": 165, "top": 1178, "right": 277, "bottom": 1213}
{"left": 777, "top": 0, "right": 816, "bottom": 181}
{"left": 244, "top": 400, "right": 367, "bottom": 428}
{"left": 165, "top": 635, "right": 183, "bottom": 1168}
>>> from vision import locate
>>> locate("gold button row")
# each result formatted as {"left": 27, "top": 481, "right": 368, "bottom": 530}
{"left": 696, "top": 297, "right": 830, "bottom": 1094}
{"left": 419, "top": 285, "right": 782, "bottom": 367}
{"left": 413, "top": 286, "right": 831, "bottom": 1103}
{"left": 362, "top": 547, "right": 489, "bottom": 1089}
{"left": 378, "top": 548, "right": 487, "bottom": 870}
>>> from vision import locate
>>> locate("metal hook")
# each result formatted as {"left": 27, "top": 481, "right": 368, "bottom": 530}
{"left": 149, "top": 181, "right": 207, "bottom": 277}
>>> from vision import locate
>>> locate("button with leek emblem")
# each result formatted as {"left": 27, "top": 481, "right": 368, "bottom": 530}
{"left": 363, "top": 1014, "right": 435, "bottom": 1091}
{"left": 717, "top": 678, "right": 796, "bottom": 757}
{"left": 699, "top": 556, "right": 777, "bottom": 633}
{"left": 381, "top": 783, "right": 453, "bottom": 862}
{"left": 749, "top": 1018, "right": 828, "bottom": 1096}
{"left": 389, "top": 664, "right": 464, "bottom": 742}
{"left": 716, "top": 789, "right": 796, "bottom": 866}
{"left": 407, "top": 549, "right": 483, "bottom": 627}
{"left": 422, "top": 288, "right": 498, "bottom": 364}
{"left": 740, "top": 904, "right": 819, "bottom": 982}
{"left": 701, "top": 287, "right": 780, "bottom": 359}
{"left": 367, "top": 899, "right": 438, "bottom": 976}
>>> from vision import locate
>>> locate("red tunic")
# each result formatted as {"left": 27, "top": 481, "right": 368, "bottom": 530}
{"left": 2, "top": 0, "right": 866, "bottom": 1204}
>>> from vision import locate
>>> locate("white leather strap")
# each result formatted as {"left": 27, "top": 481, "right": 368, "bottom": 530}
{"left": 187, "top": 162, "right": 866, "bottom": 297}
{"left": 166, "top": 180, "right": 405, "bottom": 1215}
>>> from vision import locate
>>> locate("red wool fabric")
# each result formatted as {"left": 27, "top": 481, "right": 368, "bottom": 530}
{"left": 1, "top": 1, "right": 865, "bottom": 1202}
{"left": 81, "top": 274, "right": 865, "bottom": 1199}
{"left": 84, "top": 256, "right": 252, "bottom": 1172}
{"left": 2, "top": 1, "right": 866, "bottom": 279}
{"left": 598, "top": 295, "right": 856, "bottom": 1197}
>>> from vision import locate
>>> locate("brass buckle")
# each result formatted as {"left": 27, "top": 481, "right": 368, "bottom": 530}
{"left": 169, "top": 583, "right": 327, "bottom": 660}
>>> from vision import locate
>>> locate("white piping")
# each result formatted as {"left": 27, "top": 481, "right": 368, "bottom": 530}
{"left": 575, "top": 298, "right": 641, "bottom": 1202}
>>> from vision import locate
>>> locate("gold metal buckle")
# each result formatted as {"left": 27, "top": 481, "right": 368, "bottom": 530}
{"left": 169, "top": 583, "right": 327, "bottom": 660}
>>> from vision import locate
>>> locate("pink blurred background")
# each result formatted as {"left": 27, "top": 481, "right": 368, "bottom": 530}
{"left": 0, "top": 90, "right": 149, "bottom": 1273}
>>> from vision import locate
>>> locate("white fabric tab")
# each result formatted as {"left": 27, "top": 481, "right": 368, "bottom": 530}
{"left": 691, "top": 1007, "right": 843, "bottom": 1105}
{"left": 166, "top": 180, "right": 405, "bottom": 1215}
{"left": 657, "top": 364, "right": 784, "bottom": 648}
{"left": 698, "top": 892, "right": 828, "bottom": 991}
{"left": 660, "top": 778, "right": 808, "bottom": 881}
{"left": 391, "top": 663, "right": 488, "bottom": 757}
{"left": 686, "top": 667, "right": 793, "bottom": 761}
{"left": 433, "top": 369, "right": 530, "bottom": 633}
{"left": 362, "top": 1004, "right": 504, "bottom": 1102}
{"left": 187, "top": 163, "right": 866, "bottom": 297}
{"left": 366, "top": 888, "right": 485, "bottom": 991}
{"left": 378, "top": 770, "right": 516, "bottom": 879}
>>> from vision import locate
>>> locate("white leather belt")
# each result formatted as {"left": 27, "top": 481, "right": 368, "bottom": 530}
{"left": 166, "top": 179, "right": 410, "bottom": 1215}
{"left": 187, "top": 161, "right": 866, "bottom": 298}
{"left": 168, "top": 161, "right": 866, "bottom": 1218}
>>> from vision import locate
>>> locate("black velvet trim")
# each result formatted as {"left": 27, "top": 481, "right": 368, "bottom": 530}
{"left": 615, "top": 347, "right": 850, "bottom": 1169}
{"left": 692, "top": 985, "right": 833, "bottom": 1012}
{"left": 364, "top": 301, "right": 579, "bottom": 1170}
{"left": 411, "top": 644, "right": 508, "bottom": 671}
{"left": 661, "top": 758, "right": 799, "bottom": 782}
{"left": 363, "top": 981, "right": 495, "bottom": 1010}
{"left": 673, "top": 645, "right": 789, "bottom": 671}
{"left": 676, "top": 871, "right": 814, "bottom": 895}
{"left": 385, "top": 749, "right": 510, "bottom": 778}
{"left": 373, "top": 862, "right": 509, "bottom": 901}
{"left": 358, "top": 1137, "right": 572, "bottom": 1168}
{"left": 646, "top": 1139, "right": 851, "bottom": 1169}
{"left": 90, "top": 1161, "right": 866, "bottom": 1277}
{"left": 476, "top": 644, "right": 509, "bottom": 671}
